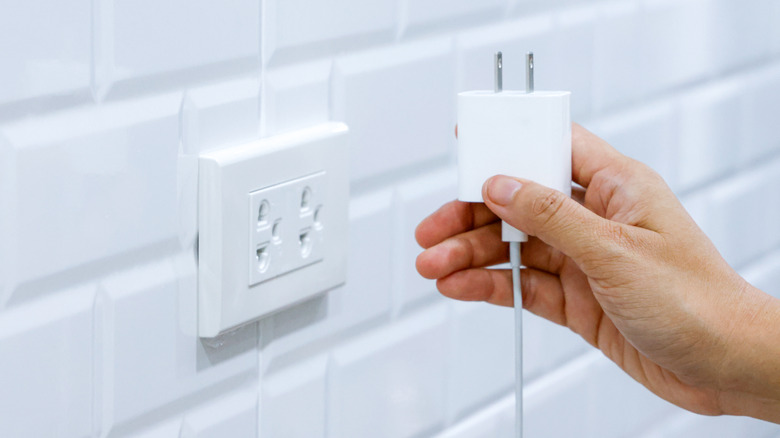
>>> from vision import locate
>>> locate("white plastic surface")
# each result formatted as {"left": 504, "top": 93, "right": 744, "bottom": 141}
{"left": 248, "top": 172, "right": 327, "bottom": 286}
{"left": 198, "top": 122, "right": 349, "bottom": 338}
{"left": 457, "top": 90, "right": 572, "bottom": 241}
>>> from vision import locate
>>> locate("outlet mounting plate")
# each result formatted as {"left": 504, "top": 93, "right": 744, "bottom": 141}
{"left": 198, "top": 123, "right": 349, "bottom": 338}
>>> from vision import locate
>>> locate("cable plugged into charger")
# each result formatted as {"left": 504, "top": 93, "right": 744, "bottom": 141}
{"left": 456, "top": 52, "right": 572, "bottom": 438}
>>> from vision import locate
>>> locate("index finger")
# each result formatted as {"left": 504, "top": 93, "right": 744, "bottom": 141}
{"left": 415, "top": 201, "right": 498, "bottom": 249}
{"left": 571, "top": 123, "right": 626, "bottom": 188}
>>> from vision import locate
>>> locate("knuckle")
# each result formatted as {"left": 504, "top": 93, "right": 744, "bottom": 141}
{"left": 531, "top": 190, "right": 568, "bottom": 228}
{"left": 450, "top": 236, "right": 474, "bottom": 265}
{"left": 594, "top": 222, "right": 655, "bottom": 264}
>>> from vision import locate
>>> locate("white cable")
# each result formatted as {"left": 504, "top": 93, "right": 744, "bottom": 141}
{"left": 458, "top": 50, "right": 569, "bottom": 438}
{"left": 509, "top": 240, "right": 523, "bottom": 438}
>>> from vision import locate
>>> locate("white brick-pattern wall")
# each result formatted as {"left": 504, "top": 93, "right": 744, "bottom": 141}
{"left": 1, "top": 0, "right": 780, "bottom": 437}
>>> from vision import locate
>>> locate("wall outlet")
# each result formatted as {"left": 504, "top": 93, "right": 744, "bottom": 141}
{"left": 198, "top": 123, "right": 349, "bottom": 338}
{"left": 249, "top": 171, "right": 326, "bottom": 286}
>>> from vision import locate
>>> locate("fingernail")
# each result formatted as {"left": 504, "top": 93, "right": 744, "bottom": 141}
{"left": 486, "top": 176, "right": 522, "bottom": 206}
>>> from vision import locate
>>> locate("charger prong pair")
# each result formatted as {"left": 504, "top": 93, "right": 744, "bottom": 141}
{"left": 493, "top": 51, "right": 534, "bottom": 94}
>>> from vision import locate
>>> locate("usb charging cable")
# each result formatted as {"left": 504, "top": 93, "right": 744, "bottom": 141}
{"left": 457, "top": 51, "right": 572, "bottom": 438}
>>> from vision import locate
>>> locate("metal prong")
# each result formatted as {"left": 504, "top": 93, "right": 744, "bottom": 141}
{"left": 494, "top": 51, "right": 503, "bottom": 93}
{"left": 526, "top": 52, "right": 534, "bottom": 94}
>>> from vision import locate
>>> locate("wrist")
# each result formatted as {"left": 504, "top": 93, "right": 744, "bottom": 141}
{"left": 715, "top": 282, "right": 780, "bottom": 421}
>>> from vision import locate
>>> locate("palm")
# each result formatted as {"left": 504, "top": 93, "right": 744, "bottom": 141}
{"left": 416, "top": 122, "right": 728, "bottom": 415}
{"left": 553, "top": 245, "right": 721, "bottom": 416}
{"left": 416, "top": 196, "right": 721, "bottom": 416}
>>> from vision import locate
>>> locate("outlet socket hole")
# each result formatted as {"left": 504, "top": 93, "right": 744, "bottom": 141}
{"left": 258, "top": 200, "right": 270, "bottom": 224}
{"left": 314, "top": 206, "right": 322, "bottom": 227}
{"left": 272, "top": 219, "right": 282, "bottom": 241}
{"left": 301, "top": 187, "right": 312, "bottom": 211}
{"left": 256, "top": 244, "right": 270, "bottom": 273}
{"left": 299, "top": 231, "right": 312, "bottom": 258}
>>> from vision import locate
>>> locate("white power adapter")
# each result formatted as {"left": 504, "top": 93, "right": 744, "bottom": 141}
{"left": 456, "top": 52, "right": 572, "bottom": 438}
{"left": 458, "top": 52, "right": 572, "bottom": 241}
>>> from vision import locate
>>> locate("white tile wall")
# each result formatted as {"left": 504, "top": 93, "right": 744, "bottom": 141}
{"left": 741, "top": 250, "right": 780, "bottom": 299}
{"left": 263, "top": 0, "right": 397, "bottom": 65}
{"left": 261, "top": 355, "right": 327, "bottom": 438}
{"left": 457, "top": 16, "right": 554, "bottom": 93}
{"left": 0, "top": 94, "right": 181, "bottom": 303}
{"left": 0, "top": 285, "right": 93, "bottom": 437}
{"left": 394, "top": 168, "right": 457, "bottom": 313}
{"left": 333, "top": 38, "right": 456, "bottom": 181}
{"left": 592, "top": 1, "right": 644, "bottom": 111}
{"left": 105, "top": 0, "right": 259, "bottom": 91}
{"left": 129, "top": 417, "right": 184, "bottom": 438}
{"left": 447, "top": 302, "right": 515, "bottom": 421}
{"left": 100, "top": 258, "right": 257, "bottom": 429}
{"left": 706, "top": 0, "right": 773, "bottom": 72}
{"left": 586, "top": 99, "right": 679, "bottom": 189}
{"left": 182, "top": 389, "right": 258, "bottom": 438}
{"left": 639, "top": 0, "right": 710, "bottom": 94}
{"left": 181, "top": 78, "right": 261, "bottom": 154}
{"left": 0, "top": 0, "right": 91, "bottom": 106}
{"left": 677, "top": 77, "right": 744, "bottom": 190}
{"left": 334, "top": 189, "right": 394, "bottom": 330}
{"left": 456, "top": 10, "right": 598, "bottom": 117}
{"left": 329, "top": 305, "right": 448, "bottom": 438}
{"left": 262, "top": 60, "right": 330, "bottom": 136}
{"left": 2, "top": 0, "right": 780, "bottom": 437}
{"left": 402, "top": 0, "right": 506, "bottom": 36}
{"left": 523, "top": 353, "right": 594, "bottom": 437}
{"left": 741, "top": 64, "right": 780, "bottom": 165}
{"left": 773, "top": 1, "right": 780, "bottom": 56}
{"left": 522, "top": 312, "right": 587, "bottom": 381}
{"left": 704, "top": 158, "right": 780, "bottom": 268}
{"left": 639, "top": 410, "right": 779, "bottom": 438}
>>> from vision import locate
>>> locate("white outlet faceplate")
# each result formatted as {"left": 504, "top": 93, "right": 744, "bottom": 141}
{"left": 198, "top": 123, "right": 349, "bottom": 338}
{"left": 249, "top": 171, "right": 326, "bottom": 286}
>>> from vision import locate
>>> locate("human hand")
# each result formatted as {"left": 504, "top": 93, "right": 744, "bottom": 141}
{"left": 415, "top": 124, "right": 780, "bottom": 422}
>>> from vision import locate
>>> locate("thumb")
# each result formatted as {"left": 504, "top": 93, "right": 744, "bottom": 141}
{"left": 482, "top": 175, "right": 627, "bottom": 267}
